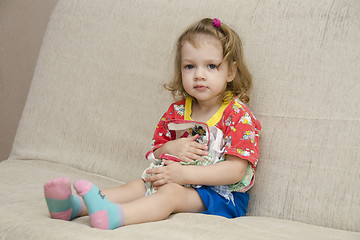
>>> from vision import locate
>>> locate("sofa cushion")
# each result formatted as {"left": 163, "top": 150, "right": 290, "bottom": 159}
{"left": 1, "top": 160, "right": 359, "bottom": 239}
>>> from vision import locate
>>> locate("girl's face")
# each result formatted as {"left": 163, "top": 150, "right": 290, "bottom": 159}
{"left": 180, "top": 34, "right": 235, "bottom": 107}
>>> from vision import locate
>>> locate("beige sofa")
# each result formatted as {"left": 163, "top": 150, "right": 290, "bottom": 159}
{"left": 0, "top": 0, "right": 58, "bottom": 161}
{"left": 1, "top": 0, "right": 359, "bottom": 239}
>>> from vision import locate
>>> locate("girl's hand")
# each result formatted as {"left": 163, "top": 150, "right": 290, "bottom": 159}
{"left": 159, "top": 134, "right": 208, "bottom": 163}
{"left": 145, "top": 160, "right": 185, "bottom": 188}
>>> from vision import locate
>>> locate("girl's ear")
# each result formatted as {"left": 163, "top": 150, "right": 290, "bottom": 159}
{"left": 227, "top": 61, "right": 237, "bottom": 82}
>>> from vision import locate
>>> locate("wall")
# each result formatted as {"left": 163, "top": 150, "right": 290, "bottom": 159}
{"left": 0, "top": 0, "right": 59, "bottom": 161}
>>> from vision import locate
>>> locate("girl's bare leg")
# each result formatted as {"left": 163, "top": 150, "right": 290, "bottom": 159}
{"left": 74, "top": 180, "right": 205, "bottom": 229}
{"left": 122, "top": 183, "right": 206, "bottom": 225}
{"left": 103, "top": 179, "right": 146, "bottom": 204}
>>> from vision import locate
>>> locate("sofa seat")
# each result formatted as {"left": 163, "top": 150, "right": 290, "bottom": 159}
{"left": 0, "top": 160, "right": 359, "bottom": 239}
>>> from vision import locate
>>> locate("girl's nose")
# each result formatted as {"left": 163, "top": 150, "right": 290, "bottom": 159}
{"left": 194, "top": 68, "right": 205, "bottom": 80}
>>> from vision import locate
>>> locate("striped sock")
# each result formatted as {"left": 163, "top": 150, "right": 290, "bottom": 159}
{"left": 44, "top": 177, "right": 83, "bottom": 220}
{"left": 74, "top": 180, "right": 124, "bottom": 230}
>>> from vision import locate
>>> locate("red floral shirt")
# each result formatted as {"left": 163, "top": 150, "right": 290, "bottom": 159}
{"left": 148, "top": 96, "right": 261, "bottom": 191}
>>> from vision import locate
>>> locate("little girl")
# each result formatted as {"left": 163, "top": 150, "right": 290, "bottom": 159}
{"left": 44, "top": 18, "right": 261, "bottom": 230}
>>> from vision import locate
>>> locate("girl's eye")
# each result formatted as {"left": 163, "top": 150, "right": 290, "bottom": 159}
{"left": 208, "top": 64, "right": 217, "bottom": 69}
{"left": 185, "top": 65, "right": 195, "bottom": 70}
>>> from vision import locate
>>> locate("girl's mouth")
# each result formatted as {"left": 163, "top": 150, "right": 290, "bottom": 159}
{"left": 194, "top": 85, "right": 207, "bottom": 90}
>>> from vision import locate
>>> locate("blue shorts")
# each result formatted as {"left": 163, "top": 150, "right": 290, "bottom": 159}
{"left": 196, "top": 186, "right": 249, "bottom": 218}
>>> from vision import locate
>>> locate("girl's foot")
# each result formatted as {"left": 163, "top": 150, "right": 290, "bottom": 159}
{"left": 74, "top": 180, "right": 124, "bottom": 230}
{"left": 44, "top": 177, "right": 84, "bottom": 220}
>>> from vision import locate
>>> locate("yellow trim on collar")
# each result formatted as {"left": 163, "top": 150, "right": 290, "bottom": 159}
{"left": 184, "top": 97, "right": 231, "bottom": 127}
{"left": 184, "top": 97, "right": 193, "bottom": 121}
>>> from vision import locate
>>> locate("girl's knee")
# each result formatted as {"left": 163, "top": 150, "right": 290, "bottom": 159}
{"left": 157, "top": 183, "right": 184, "bottom": 195}
{"left": 166, "top": 183, "right": 183, "bottom": 189}
{"left": 157, "top": 184, "right": 205, "bottom": 213}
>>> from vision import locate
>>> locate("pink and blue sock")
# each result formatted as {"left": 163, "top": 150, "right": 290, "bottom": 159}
{"left": 44, "top": 177, "right": 83, "bottom": 220}
{"left": 73, "top": 180, "right": 124, "bottom": 230}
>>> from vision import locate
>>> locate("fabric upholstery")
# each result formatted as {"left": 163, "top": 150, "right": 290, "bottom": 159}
{"left": 1, "top": 0, "right": 359, "bottom": 239}
{"left": 1, "top": 160, "right": 359, "bottom": 239}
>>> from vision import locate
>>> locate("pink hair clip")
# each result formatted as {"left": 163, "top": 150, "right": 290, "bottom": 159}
{"left": 213, "top": 18, "right": 221, "bottom": 28}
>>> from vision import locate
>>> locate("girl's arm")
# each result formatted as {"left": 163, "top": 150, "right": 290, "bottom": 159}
{"left": 153, "top": 134, "right": 208, "bottom": 163}
{"left": 182, "top": 155, "right": 247, "bottom": 186}
{"left": 145, "top": 155, "right": 248, "bottom": 187}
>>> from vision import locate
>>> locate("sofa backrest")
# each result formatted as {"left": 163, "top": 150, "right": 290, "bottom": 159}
{"left": 9, "top": 0, "right": 359, "bottom": 232}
